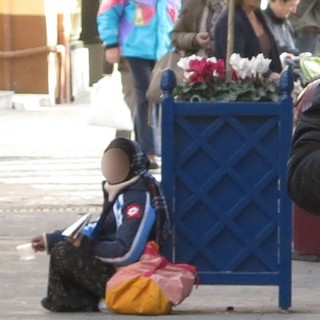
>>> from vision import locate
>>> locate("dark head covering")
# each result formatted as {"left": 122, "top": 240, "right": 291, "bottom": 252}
{"left": 104, "top": 137, "right": 171, "bottom": 246}
{"left": 105, "top": 137, "right": 150, "bottom": 180}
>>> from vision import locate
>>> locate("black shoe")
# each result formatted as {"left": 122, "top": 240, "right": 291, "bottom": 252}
{"left": 41, "top": 297, "right": 99, "bottom": 312}
{"left": 41, "top": 298, "right": 56, "bottom": 312}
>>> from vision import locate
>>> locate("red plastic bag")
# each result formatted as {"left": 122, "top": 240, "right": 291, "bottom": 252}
{"left": 106, "top": 241, "right": 197, "bottom": 315}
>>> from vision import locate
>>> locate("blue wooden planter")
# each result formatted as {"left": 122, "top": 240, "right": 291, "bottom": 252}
{"left": 160, "top": 69, "right": 293, "bottom": 309}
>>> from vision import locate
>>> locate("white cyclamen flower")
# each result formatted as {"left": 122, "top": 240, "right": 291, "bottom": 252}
{"left": 247, "top": 57, "right": 257, "bottom": 78}
{"left": 255, "top": 53, "right": 271, "bottom": 74}
{"left": 229, "top": 53, "right": 241, "bottom": 75}
{"left": 229, "top": 53, "right": 251, "bottom": 79}
{"left": 207, "top": 57, "right": 217, "bottom": 64}
{"left": 239, "top": 58, "right": 251, "bottom": 79}
{"left": 177, "top": 54, "right": 202, "bottom": 70}
{"left": 229, "top": 53, "right": 241, "bottom": 70}
{"left": 177, "top": 57, "right": 191, "bottom": 70}
{"left": 230, "top": 53, "right": 272, "bottom": 78}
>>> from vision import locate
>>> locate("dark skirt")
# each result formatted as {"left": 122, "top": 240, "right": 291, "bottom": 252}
{"left": 41, "top": 241, "right": 116, "bottom": 312}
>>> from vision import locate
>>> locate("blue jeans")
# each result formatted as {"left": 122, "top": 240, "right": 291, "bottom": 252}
{"left": 126, "top": 58, "right": 158, "bottom": 155}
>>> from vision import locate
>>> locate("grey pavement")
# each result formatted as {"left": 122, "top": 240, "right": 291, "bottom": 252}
{"left": 1, "top": 95, "right": 320, "bottom": 319}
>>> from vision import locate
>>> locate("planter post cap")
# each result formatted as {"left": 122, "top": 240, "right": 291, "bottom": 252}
{"left": 161, "top": 68, "right": 177, "bottom": 94}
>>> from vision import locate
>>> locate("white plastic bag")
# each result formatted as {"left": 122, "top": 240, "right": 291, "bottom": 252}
{"left": 88, "top": 65, "right": 133, "bottom": 130}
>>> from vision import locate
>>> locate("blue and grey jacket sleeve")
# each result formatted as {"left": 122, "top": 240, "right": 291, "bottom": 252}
{"left": 81, "top": 190, "right": 156, "bottom": 265}
{"left": 45, "top": 230, "right": 65, "bottom": 253}
{"left": 44, "top": 219, "right": 98, "bottom": 254}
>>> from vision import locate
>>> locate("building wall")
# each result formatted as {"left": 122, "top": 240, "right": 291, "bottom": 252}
{"left": 0, "top": 0, "right": 49, "bottom": 93}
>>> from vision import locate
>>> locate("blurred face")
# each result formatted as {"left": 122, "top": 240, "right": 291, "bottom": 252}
{"left": 270, "top": 0, "right": 300, "bottom": 19}
{"left": 101, "top": 148, "right": 131, "bottom": 184}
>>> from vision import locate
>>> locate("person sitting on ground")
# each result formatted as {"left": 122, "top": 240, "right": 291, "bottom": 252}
{"left": 171, "top": 0, "right": 226, "bottom": 57}
{"left": 287, "top": 79, "right": 320, "bottom": 214}
{"left": 262, "top": 0, "right": 300, "bottom": 56}
{"left": 214, "top": 0, "right": 282, "bottom": 79}
{"left": 31, "top": 137, "right": 170, "bottom": 312}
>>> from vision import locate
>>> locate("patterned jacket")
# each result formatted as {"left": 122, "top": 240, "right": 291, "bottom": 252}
{"left": 97, "top": 0, "right": 181, "bottom": 60}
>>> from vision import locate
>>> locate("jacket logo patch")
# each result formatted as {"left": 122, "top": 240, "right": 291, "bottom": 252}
{"left": 126, "top": 204, "right": 142, "bottom": 219}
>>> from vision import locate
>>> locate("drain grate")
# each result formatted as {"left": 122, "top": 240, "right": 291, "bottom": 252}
{"left": 0, "top": 204, "right": 102, "bottom": 214}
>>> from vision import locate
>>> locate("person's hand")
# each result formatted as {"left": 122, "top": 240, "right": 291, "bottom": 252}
{"left": 194, "top": 32, "right": 211, "bottom": 49}
{"left": 268, "top": 72, "right": 281, "bottom": 81}
{"left": 279, "top": 52, "right": 295, "bottom": 69}
{"left": 280, "top": 52, "right": 295, "bottom": 61}
{"left": 105, "top": 47, "right": 120, "bottom": 64}
{"left": 68, "top": 234, "right": 84, "bottom": 247}
{"left": 299, "top": 52, "right": 312, "bottom": 57}
{"left": 31, "top": 235, "right": 46, "bottom": 252}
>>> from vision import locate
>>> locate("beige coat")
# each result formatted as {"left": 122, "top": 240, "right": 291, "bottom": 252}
{"left": 171, "top": 0, "right": 225, "bottom": 56}
{"left": 171, "top": 0, "right": 208, "bottom": 55}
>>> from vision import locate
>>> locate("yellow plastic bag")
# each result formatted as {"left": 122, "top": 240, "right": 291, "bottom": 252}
{"left": 106, "top": 241, "right": 197, "bottom": 315}
{"left": 106, "top": 276, "right": 172, "bottom": 315}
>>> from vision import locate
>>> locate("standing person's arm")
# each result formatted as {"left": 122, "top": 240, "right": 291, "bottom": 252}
{"left": 97, "top": 0, "right": 125, "bottom": 63}
{"left": 171, "top": 0, "right": 201, "bottom": 52}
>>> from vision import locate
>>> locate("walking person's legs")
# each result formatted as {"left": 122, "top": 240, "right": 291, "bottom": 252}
{"left": 126, "top": 58, "right": 159, "bottom": 167}
{"left": 116, "top": 58, "right": 136, "bottom": 139}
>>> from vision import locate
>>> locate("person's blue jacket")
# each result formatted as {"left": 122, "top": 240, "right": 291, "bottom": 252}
{"left": 214, "top": 5, "right": 282, "bottom": 74}
{"left": 97, "top": 0, "right": 181, "bottom": 60}
{"left": 45, "top": 178, "right": 156, "bottom": 266}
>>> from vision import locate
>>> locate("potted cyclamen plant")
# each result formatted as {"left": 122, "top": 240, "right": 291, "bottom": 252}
{"left": 160, "top": 0, "right": 293, "bottom": 309}
{"left": 160, "top": 51, "right": 293, "bottom": 310}
{"left": 173, "top": 53, "right": 280, "bottom": 103}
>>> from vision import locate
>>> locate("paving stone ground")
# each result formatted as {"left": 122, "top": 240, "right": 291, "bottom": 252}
{"left": 1, "top": 100, "right": 320, "bottom": 319}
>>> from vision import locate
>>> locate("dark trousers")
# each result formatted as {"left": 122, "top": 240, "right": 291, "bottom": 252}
{"left": 42, "top": 242, "right": 115, "bottom": 312}
{"left": 126, "top": 57, "right": 157, "bottom": 155}
{"left": 116, "top": 58, "right": 136, "bottom": 140}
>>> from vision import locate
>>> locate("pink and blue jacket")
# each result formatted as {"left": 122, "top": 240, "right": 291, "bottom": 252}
{"left": 97, "top": 0, "right": 181, "bottom": 60}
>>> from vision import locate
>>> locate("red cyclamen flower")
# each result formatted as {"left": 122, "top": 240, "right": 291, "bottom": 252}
{"left": 232, "top": 69, "right": 239, "bottom": 81}
{"left": 215, "top": 59, "right": 225, "bottom": 78}
{"left": 187, "top": 57, "right": 217, "bottom": 83}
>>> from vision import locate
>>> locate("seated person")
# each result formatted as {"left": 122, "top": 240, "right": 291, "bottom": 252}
{"left": 31, "top": 137, "right": 170, "bottom": 312}
{"left": 287, "top": 79, "right": 320, "bottom": 215}
{"left": 214, "top": 0, "right": 282, "bottom": 78}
